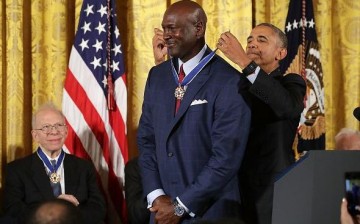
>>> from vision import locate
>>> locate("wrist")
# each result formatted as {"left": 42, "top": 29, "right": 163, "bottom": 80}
{"left": 173, "top": 200, "right": 185, "bottom": 217}
{"left": 242, "top": 61, "right": 258, "bottom": 76}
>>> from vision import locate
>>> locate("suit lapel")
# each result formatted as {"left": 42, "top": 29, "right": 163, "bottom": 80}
{"left": 165, "top": 55, "right": 214, "bottom": 138}
{"left": 164, "top": 59, "right": 179, "bottom": 123}
{"left": 31, "top": 153, "right": 54, "bottom": 199}
{"left": 63, "top": 155, "right": 77, "bottom": 194}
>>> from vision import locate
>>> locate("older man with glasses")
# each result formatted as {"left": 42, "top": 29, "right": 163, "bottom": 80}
{"left": 2, "top": 103, "right": 106, "bottom": 224}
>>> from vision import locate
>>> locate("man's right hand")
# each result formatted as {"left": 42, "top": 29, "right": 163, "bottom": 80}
{"left": 152, "top": 28, "right": 167, "bottom": 65}
{"left": 149, "top": 195, "right": 181, "bottom": 224}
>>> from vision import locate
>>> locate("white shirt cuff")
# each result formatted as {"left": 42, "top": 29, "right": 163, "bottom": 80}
{"left": 246, "top": 66, "right": 260, "bottom": 83}
{"left": 176, "top": 197, "right": 195, "bottom": 217}
{"left": 147, "top": 189, "right": 165, "bottom": 208}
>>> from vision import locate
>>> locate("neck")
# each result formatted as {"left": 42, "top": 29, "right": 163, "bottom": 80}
{"left": 41, "top": 147, "right": 61, "bottom": 159}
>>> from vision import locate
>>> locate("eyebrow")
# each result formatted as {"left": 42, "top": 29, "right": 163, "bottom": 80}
{"left": 247, "top": 35, "right": 269, "bottom": 42}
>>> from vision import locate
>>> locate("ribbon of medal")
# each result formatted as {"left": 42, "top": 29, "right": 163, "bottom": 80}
{"left": 37, "top": 147, "right": 65, "bottom": 184}
{"left": 171, "top": 49, "right": 217, "bottom": 100}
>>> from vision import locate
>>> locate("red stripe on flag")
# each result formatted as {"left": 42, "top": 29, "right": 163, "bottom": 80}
{"left": 64, "top": 69, "right": 125, "bottom": 220}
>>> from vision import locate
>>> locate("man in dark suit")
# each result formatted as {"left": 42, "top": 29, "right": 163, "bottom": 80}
{"left": 137, "top": 1, "right": 251, "bottom": 224}
{"left": 217, "top": 24, "right": 306, "bottom": 224}
{"left": 3, "top": 103, "right": 105, "bottom": 224}
{"left": 124, "top": 157, "right": 150, "bottom": 224}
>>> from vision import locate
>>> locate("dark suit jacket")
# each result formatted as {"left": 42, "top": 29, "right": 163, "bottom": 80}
{"left": 3, "top": 152, "right": 106, "bottom": 224}
{"left": 239, "top": 68, "right": 306, "bottom": 224}
{"left": 124, "top": 157, "right": 150, "bottom": 224}
{"left": 137, "top": 48, "right": 251, "bottom": 223}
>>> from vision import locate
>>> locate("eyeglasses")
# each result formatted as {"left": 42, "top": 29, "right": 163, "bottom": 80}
{"left": 34, "top": 123, "right": 67, "bottom": 134}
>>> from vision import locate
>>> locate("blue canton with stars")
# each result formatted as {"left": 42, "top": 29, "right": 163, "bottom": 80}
{"left": 73, "top": 0, "right": 125, "bottom": 94}
{"left": 280, "top": 0, "right": 318, "bottom": 74}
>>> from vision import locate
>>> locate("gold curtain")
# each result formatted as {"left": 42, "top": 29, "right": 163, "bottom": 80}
{"left": 0, "top": 0, "right": 359, "bottom": 211}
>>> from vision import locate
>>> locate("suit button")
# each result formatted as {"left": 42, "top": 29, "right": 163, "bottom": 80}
{"left": 168, "top": 152, "right": 173, "bottom": 157}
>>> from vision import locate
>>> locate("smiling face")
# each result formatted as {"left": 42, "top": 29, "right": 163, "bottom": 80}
{"left": 31, "top": 108, "right": 68, "bottom": 157}
{"left": 161, "top": 1, "right": 206, "bottom": 62}
{"left": 246, "top": 24, "right": 287, "bottom": 73}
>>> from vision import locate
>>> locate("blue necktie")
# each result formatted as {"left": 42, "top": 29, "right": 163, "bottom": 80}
{"left": 50, "top": 160, "right": 61, "bottom": 197}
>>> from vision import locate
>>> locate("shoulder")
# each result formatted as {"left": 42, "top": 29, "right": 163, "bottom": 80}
{"left": 7, "top": 153, "right": 36, "bottom": 169}
{"left": 283, "top": 73, "right": 306, "bottom": 85}
{"left": 125, "top": 157, "right": 139, "bottom": 173}
{"left": 64, "top": 153, "right": 93, "bottom": 168}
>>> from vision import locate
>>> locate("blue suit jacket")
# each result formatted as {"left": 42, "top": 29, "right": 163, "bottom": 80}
{"left": 137, "top": 49, "right": 251, "bottom": 222}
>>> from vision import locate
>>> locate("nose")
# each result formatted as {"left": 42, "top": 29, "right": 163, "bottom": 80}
{"left": 247, "top": 43, "right": 257, "bottom": 49}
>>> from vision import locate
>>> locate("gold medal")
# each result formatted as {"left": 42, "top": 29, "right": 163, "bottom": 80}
{"left": 49, "top": 172, "right": 61, "bottom": 183}
{"left": 174, "top": 85, "right": 186, "bottom": 100}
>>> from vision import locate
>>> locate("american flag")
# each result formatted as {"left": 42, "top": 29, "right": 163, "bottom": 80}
{"left": 280, "top": 0, "right": 325, "bottom": 155}
{"left": 62, "top": 0, "right": 128, "bottom": 223}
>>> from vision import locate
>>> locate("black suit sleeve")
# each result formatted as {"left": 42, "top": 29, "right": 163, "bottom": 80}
{"left": 124, "top": 157, "right": 150, "bottom": 224}
{"left": 250, "top": 69, "right": 306, "bottom": 118}
{"left": 76, "top": 159, "right": 106, "bottom": 224}
{"left": 3, "top": 162, "right": 32, "bottom": 221}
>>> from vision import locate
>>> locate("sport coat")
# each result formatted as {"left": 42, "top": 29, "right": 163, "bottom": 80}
{"left": 3, "top": 152, "right": 106, "bottom": 224}
{"left": 137, "top": 48, "right": 251, "bottom": 223}
{"left": 239, "top": 67, "right": 306, "bottom": 224}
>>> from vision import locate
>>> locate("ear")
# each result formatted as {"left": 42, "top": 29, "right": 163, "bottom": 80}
{"left": 195, "top": 21, "right": 205, "bottom": 38}
{"left": 31, "top": 130, "right": 39, "bottom": 143}
{"left": 276, "top": 48, "right": 287, "bottom": 61}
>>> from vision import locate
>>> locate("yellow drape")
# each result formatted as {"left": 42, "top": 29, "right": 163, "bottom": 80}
{"left": 0, "top": 0, "right": 359, "bottom": 206}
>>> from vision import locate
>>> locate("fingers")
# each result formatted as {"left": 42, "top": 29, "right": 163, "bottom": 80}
{"left": 217, "top": 31, "right": 231, "bottom": 48}
{"left": 153, "top": 28, "right": 165, "bottom": 49}
{"left": 154, "top": 28, "right": 163, "bottom": 35}
{"left": 58, "top": 194, "right": 80, "bottom": 206}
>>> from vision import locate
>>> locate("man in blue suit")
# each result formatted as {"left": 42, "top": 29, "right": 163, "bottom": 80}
{"left": 137, "top": 1, "right": 251, "bottom": 224}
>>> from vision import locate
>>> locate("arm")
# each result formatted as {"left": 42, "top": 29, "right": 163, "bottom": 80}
{"left": 249, "top": 70, "right": 306, "bottom": 118}
{"left": 124, "top": 158, "right": 150, "bottom": 224}
{"left": 3, "top": 163, "right": 30, "bottom": 220}
{"left": 77, "top": 161, "right": 106, "bottom": 224}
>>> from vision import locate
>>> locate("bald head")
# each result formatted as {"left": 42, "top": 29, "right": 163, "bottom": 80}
{"left": 165, "top": 0, "right": 207, "bottom": 29}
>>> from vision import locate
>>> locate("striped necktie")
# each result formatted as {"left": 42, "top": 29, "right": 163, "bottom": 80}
{"left": 175, "top": 64, "right": 185, "bottom": 114}
{"left": 50, "top": 160, "right": 61, "bottom": 197}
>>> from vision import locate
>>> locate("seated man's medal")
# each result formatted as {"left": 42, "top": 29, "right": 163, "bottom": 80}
{"left": 50, "top": 172, "right": 61, "bottom": 183}
{"left": 37, "top": 147, "right": 65, "bottom": 184}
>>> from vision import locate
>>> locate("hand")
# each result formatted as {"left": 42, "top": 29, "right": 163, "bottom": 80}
{"left": 152, "top": 28, "right": 167, "bottom": 65}
{"left": 217, "top": 31, "right": 251, "bottom": 69}
{"left": 149, "top": 195, "right": 181, "bottom": 224}
{"left": 58, "top": 194, "right": 80, "bottom": 206}
{"left": 341, "top": 198, "right": 359, "bottom": 224}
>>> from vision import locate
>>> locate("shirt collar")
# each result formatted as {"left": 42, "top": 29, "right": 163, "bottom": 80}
{"left": 178, "top": 44, "right": 207, "bottom": 75}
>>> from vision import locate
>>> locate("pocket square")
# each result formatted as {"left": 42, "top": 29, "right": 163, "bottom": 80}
{"left": 190, "top": 99, "right": 208, "bottom": 106}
